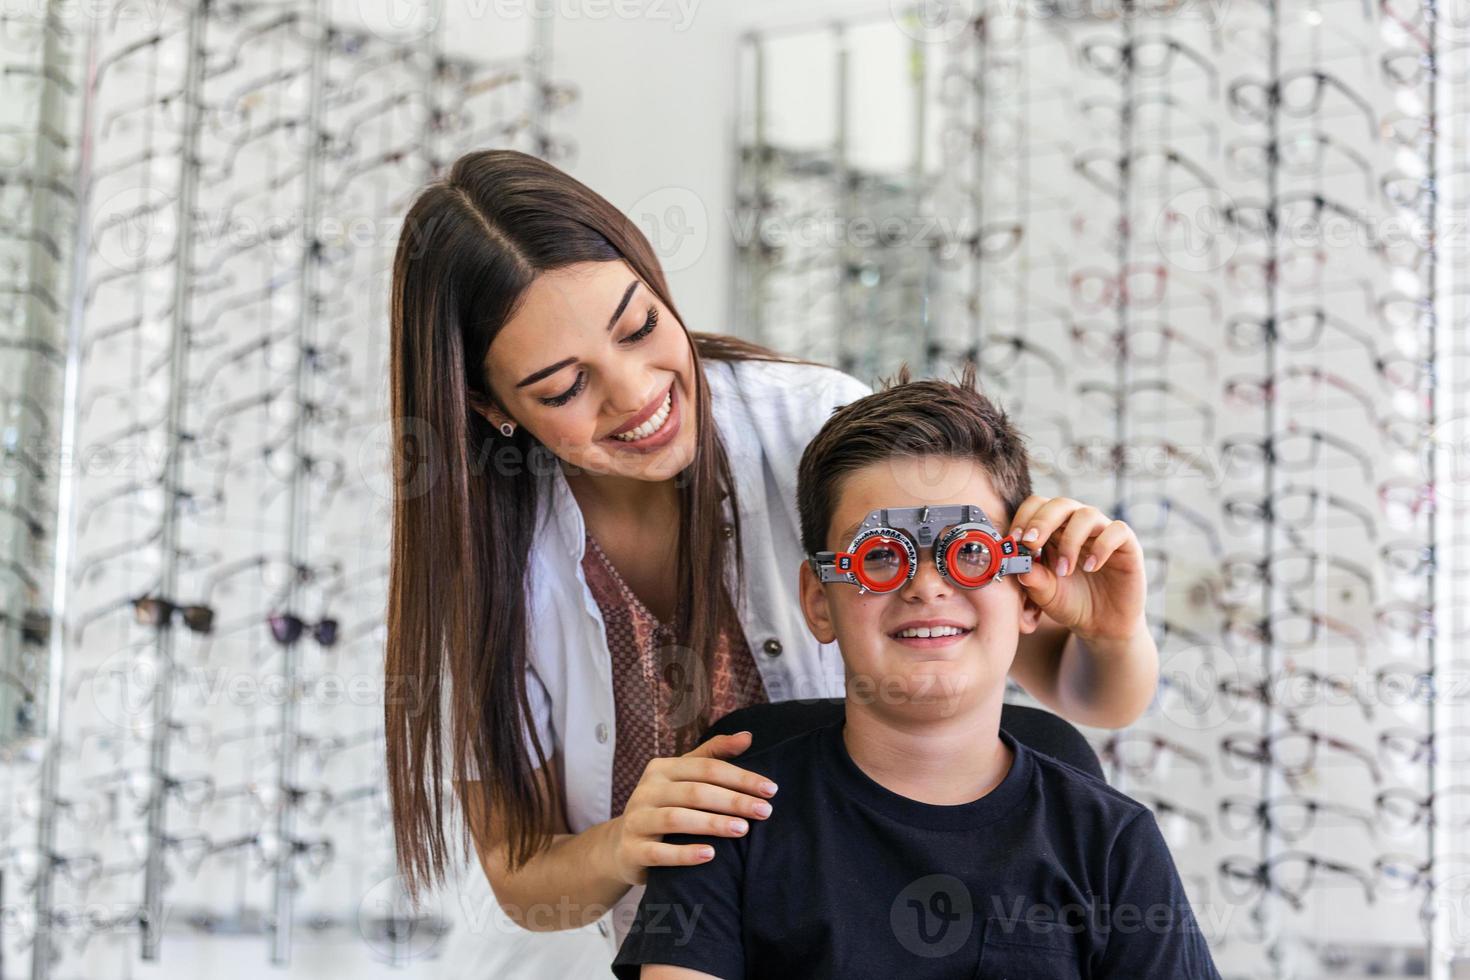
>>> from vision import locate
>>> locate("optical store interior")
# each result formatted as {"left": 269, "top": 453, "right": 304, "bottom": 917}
{"left": 2, "top": 0, "right": 1468, "bottom": 977}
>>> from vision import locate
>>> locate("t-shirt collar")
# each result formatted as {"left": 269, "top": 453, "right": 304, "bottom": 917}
{"left": 819, "top": 719, "right": 1034, "bottom": 831}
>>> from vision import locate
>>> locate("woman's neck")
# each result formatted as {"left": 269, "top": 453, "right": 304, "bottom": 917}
{"left": 561, "top": 460, "right": 679, "bottom": 524}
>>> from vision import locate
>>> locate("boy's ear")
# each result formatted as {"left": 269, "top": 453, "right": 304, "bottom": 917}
{"left": 1016, "top": 585, "right": 1044, "bottom": 635}
{"left": 798, "top": 559, "right": 837, "bottom": 644}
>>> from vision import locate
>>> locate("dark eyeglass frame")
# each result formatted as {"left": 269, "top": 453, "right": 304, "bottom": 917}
{"left": 1374, "top": 786, "right": 1470, "bottom": 836}
{"left": 1114, "top": 492, "right": 1222, "bottom": 555}
{"left": 1219, "top": 547, "right": 1374, "bottom": 600}
{"left": 1223, "top": 483, "right": 1378, "bottom": 540}
{"left": 1223, "top": 599, "right": 1369, "bottom": 661}
{"left": 1079, "top": 35, "right": 1220, "bottom": 95}
{"left": 1216, "top": 665, "right": 1375, "bottom": 722}
{"left": 1135, "top": 793, "right": 1212, "bottom": 842}
{"left": 1221, "top": 421, "right": 1375, "bottom": 482}
{"left": 1067, "top": 318, "right": 1217, "bottom": 368}
{"left": 1224, "top": 131, "right": 1373, "bottom": 196}
{"left": 1072, "top": 146, "right": 1218, "bottom": 197}
{"left": 1219, "top": 793, "right": 1375, "bottom": 843}
{"left": 1220, "top": 726, "right": 1381, "bottom": 784}
{"left": 1099, "top": 731, "right": 1211, "bottom": 779}
{"left": 1218, "top": 850, "right": 1376, "bottom": 911}
{"left": 1227, "top": 68, "right": 1376, "bottom": 137}
{"left": 131, "top": 596, "right": 214, "bottom": 634}
{"left": 1076, "top": 378, "right": 1216, "bottom": 440}
{"left": 267, "top": 612, "right": 339, "bottom": 648}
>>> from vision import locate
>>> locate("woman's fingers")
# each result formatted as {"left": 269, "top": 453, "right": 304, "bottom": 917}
{"left": 662, "top": 752, "right": 779, "bottom": 801}
{"left": 636, "top": 839, "right": 720, "bottom": 867}
{"left": 613, "top": 736, "right": 782, "bottom": 882}
{"left": 642, "top": 776, "right": 774, "bottom": 821}
{"left": 625, "top": 804, "right": 752, "bottom": 840}
{"left": 687, "top": 731, "right": 753, "bottom": 760}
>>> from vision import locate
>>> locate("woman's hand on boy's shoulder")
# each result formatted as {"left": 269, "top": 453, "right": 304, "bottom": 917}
{"left": 1007, "top": 495, "right": 1146, "bottom": 645}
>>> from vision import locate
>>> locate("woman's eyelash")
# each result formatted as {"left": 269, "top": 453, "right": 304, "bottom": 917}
{"left": 538, "top": 308, "right": 660, "bottom": 407}
{"left": 541, "top": 372, "right": 585, "bottom": 407}
{"left": 624, "top": 306, "right": 659, "bottom": 342}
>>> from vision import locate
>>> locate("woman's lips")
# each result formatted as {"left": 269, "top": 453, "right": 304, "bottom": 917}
{"left": 608, "top": 382, "right": 673, "bottom": 437}
{"left": 603, "top": 382, "right": 680, "bottom": 452}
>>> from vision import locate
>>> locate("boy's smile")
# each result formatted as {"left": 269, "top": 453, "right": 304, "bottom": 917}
{"left": 888, "top": 618, "right": 974, "bottom": 650}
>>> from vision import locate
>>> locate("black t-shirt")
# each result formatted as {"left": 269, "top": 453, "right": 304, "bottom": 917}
{"left": 611, "top": 719, "right": 1220, "bottom": 979}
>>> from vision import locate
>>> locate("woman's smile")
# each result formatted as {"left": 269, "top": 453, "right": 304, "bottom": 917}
{"left": 602, "top": 380, "right": 681, "bottom": 453}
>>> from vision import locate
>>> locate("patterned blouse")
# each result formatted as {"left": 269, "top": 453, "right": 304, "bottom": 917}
{"left": 582, "top": 530, "right": 769, "bottom": 818}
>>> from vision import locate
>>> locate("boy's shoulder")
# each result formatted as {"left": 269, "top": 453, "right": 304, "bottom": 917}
{"left": 721, "top": 717, "right": 835, "bottom": 782}
{"left": 1020, "top": 739, "right": 1158, "bottom": 837}
{"left": 714, "top": 714, "right": 1154, "bottom": 838}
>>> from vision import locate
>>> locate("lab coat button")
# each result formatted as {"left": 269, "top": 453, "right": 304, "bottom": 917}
{"left": 596, "top": 722, "right": 609, "bottom": 743}
{"left": 762, "top": 637, "right": 783, "bottom": 656}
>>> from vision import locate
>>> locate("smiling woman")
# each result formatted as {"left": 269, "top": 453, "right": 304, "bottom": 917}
{"left": 383, "top": 149, "right": 1156, "bottom": 971}
{"left": 384, "top": 149, "right": 833, "bottom": 955}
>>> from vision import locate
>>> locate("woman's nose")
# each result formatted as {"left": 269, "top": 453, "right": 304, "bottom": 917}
{"left": 606, "top": 374, "right": 657, "bottom": 416}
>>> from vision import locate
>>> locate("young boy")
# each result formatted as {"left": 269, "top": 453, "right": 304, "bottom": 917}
{"left": 611, "top": 368, "right": 1220, "bottom": 979}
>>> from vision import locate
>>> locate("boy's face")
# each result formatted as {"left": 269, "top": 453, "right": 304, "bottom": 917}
{"left": 798, "top": 456, "right": 1042, "bottom": 718}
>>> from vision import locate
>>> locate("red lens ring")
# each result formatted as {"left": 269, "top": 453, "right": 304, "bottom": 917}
{"left": 852, "top": 533, "right": 912, "bottom": 592}
{"left": 942, "top": 529, "right": 1001, "bottom": 588}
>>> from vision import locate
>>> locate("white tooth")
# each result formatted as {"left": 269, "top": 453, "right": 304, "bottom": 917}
{"left": 614, "top": 392, "right": 672, "bottom": 441}
{"left": 897, "top": 626, "right": 965, "bottom": 638}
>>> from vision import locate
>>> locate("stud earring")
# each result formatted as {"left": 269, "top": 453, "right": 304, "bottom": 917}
{"left": 499, "top": 421, "right": 516, "bottom": 437}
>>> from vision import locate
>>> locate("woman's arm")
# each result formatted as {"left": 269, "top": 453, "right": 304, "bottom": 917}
{"left": 1011, "top": 609, "right": 1158, "bottom": 730}
{"left": 461, "top": 751, "right": 632, "bottom": 931}
{"left": 462, "top": 733, "right": 776, "bottom": 932}
{"left": 643, "top": 967, "right": 721, "bottom": 978}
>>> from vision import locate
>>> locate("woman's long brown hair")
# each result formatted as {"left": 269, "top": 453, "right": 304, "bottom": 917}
{"left": 386, "top": 149, "right": 817, "bottom": 904}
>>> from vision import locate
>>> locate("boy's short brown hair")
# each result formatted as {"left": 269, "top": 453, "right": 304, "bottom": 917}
{"left": 797, "top": 362, "right": 1033, "bottom": 556}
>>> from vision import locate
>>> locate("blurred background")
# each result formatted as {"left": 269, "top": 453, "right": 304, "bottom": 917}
{"left": 1, "top": 0, "right": 1468, "bottom": 977}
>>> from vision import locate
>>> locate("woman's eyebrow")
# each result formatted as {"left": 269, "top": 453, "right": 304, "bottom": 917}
{"left": 514, "top": 280, "right": 641, "bottom": 388}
